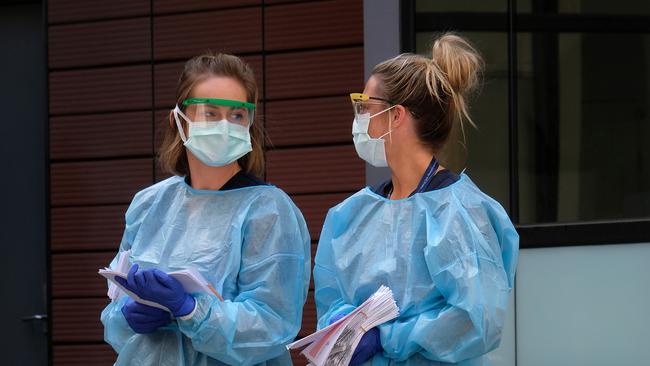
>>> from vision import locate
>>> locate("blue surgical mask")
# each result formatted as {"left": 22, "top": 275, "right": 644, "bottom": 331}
{"left": 352, "top": 106, "right": 395, "bottom": 167}
{"left": 174, "top": 106, "right": 252, "bottom": 167}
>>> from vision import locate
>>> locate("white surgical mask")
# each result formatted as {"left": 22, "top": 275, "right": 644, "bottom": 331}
{"left": 174, "top": 106, "right": 252, "bottom": 167}
{"left": 352, "top": 106, "right": 395, "bottom": 167}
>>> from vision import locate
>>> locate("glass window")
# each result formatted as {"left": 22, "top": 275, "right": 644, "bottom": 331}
{"left": 412, "top": 0, "right": 650, "bottom": 225}
{"left": 517, "top": 32, "right": 650, "bottom": 223}
{"left": 416, "top": 32, "right": 511, "bottom": 212}
{"left": 416, "top": 0, "right": 506, "bottom": 13}
{"left": 518, "top": 0, "right": 650, "bottom": 15}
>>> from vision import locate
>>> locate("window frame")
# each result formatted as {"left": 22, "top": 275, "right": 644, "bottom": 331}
{"left": 401, "top": 0, "right": 650, "bottom": 248}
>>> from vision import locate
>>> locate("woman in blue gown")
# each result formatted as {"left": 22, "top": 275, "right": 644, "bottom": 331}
{"left": 314, "top": 33, "right": 519, "bottom": 366}
{"left": 101, "top": 53, "right": 311, "bottom": 366}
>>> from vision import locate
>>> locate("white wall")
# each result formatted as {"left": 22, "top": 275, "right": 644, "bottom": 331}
{"left": 516, "top": 243, "right": 650, "bottom": 366}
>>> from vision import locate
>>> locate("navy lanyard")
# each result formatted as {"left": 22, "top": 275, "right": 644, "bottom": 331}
{"left": 413, "top": 157, "right": 440, "bottom": 195}
{"left": 386, "top": 157, "right": 440, "bottom": 198}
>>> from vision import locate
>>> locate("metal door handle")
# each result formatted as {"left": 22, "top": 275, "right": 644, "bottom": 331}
{"left": 22, "top": 314, "right": 48, "bottom": 321}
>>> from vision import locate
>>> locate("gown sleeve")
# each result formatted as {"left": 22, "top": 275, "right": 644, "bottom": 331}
{"left": 313, "top": 208, "right": 359, "bottom": 330}
{"left": 100, "top": 187, "right": 157, "bottom": 353}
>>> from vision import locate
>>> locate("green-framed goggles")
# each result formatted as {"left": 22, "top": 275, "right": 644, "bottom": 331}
{"left": 180, "top": 98, "right": 256, "bottom": 126}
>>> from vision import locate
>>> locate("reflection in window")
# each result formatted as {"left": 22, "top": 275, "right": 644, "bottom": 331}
{"left": 416, "top": 0, "right": 506, "bottom": 13}
{"left": 518, "top": 0, "right": 650, "bottom": 15}
{"left": 416, "top": 32, "right": 511, "bottom": 213}
{"left": 412, "top": 0, "right": 650, "bottom": 224}
{"left": 518, "top": 33, "right": 650, "bottom": 223}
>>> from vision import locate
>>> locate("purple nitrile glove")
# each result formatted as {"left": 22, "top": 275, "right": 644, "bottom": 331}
{"left": 121, "top": 297, "right": 171, "bottom": 334}
{"left": 329, "top": 312, "right": 383, "bottom": 366}
{"left": 349, "top": 327, "right": 381, "bottom": 366}
{"left": 329, "top": 311, "right": 347, "bottom": 325}
{"left": 115, "top": 264, "right": 196, "bottom": 317}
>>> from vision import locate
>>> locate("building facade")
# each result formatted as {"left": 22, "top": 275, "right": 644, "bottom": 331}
{"left": 0, "top": 0, "right": 648, "bottom": 365}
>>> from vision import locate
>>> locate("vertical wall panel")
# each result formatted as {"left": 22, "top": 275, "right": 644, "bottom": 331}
{"left": 153, "top": 7, "right": 262, "bottom": 61}
{"left": 154, "top": 56, "right": 262, "bottom": 108}
{"left": 47, "top": 2, "right": 155, "bottom": 364}
{"left": 264, "top": 6, "right": 364, "bottom": 362}
{"left": 51, "top": 205, "right": 126, "bottom": 252}
{"left": 265, "top": 0, "right": 362, "bottom": 51}
{"left": 155, "top": 109, "right": 171, "bottom": 151}
{"left": 291, "top": 193, "right": 350, "bottom": 239}
{"left": 48, "top": 0, "right": 149, "bottom": 24}
{"left": 53, "top": 344, "right": 116, "bottom": 366}
{"left": 266, "top": 47, "right": 364, "bottom": 100}
{"left": 52, "top": 298, "right": 109, "bottom": 342}
{"left": 51, "top": 252, "right": 116, "bottom": 298}
{"left": 153, "top": 0, "right": 260, "bottom": 14}
{"left": 266, "top": 0, "right": 312, "bottom": 4}
{"left": 48, "top": 2, "right": 364, "bottom": 365}
{"left": 154, "top": 108, "right": 173, "bottom": 183}
{"left": 153, "top": 62, "right": 183, "bottom": 108}
{"left": 50, "top": 111, "right": 152, "bottom": 160}
{"left": 50, "top": 159, "right": 153, "bottom": 206}
{"left": 299, "top": 290, "right": 317, "bottom": 337}
{"left": 267, "top": 146, "right": 364, "bottom": 194}
{"left": 49, "top": 65, "right": 152, "bottom": 115}
{"left": 48, "top": 18, "right": 151, "bottom": 69}
{"left": 266, "top": 96, "right": 353, "bottom": 147}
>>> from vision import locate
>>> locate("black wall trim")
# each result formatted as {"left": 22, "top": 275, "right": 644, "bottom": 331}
{"left": 415, "top": 13, "right": 650, "bottom": 33}
{"left": 507, "top": 0, "right": 519, "bottom": 223}
{"left": 43, "top": 0, "right": 52, "bottom": 363}
{"left": 518, "top": 219, "right": 650, "bottom": 248}
{"left": 400, "top": 0, "right": 415, "bottom": 53}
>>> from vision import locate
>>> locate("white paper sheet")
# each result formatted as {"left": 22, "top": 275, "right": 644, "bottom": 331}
{"left": 287, "top": 285, "right": 399, "bottom": 366}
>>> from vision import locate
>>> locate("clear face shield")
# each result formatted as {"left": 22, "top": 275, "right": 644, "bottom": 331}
{"left": 178, "top": 97, "right": 256, "bottom": 127}
{"left": 172, "top": 97, "right": 255, "bottom": 166}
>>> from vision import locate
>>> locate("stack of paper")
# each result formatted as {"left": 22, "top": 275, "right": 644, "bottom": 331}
{"left": 287, "top": 286, "right": 399, "bottom": 366}
{"left": 98, "top": 252, "right": 223, "bottom": 312}
{"left": 105, "top": 250, "right": 131, "bottom": 300}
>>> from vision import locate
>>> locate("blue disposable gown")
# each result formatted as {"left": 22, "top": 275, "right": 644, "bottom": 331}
{"left": 314, "top": 174, "right": 518, "bottom": 365}
{"left": 101, "top": 176, "right": 311, "bottom": 366}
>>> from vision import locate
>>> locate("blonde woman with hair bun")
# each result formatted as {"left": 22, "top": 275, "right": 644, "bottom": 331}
{"left": 314, "top": 33, "right": 519, "bottom": 365}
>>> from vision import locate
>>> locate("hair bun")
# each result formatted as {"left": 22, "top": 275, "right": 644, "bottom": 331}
{"left": 431, "top": 33, "right": 483, "bottom": 95}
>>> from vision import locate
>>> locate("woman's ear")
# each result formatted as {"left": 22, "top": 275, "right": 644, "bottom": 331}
{"left": 168, "top": 110, "right": 174, "bottom": 128}
{"left": 391, "top": 105, "right": 408, "bottom": 128}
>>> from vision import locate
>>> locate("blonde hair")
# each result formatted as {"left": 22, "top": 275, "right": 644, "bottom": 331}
{"left": 158, "top": 52, "right": 265, "bottom": 178}
{"left": 372, "top": 32, "right": 484, "bottom": 152}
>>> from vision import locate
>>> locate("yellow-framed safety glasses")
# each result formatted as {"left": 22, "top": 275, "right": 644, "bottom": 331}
{"left": 350, "top": 93, "right": 395, "bottom": 117}
{"left": 350, "top": 93, "right": 394, "bottom": 104}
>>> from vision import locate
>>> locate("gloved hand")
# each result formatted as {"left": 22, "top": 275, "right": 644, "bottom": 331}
{"left": 115, "top": 264, "right": 196, "bottom": 317}
{"left": 121, "top": 297, "right": 171, "bottom": 333}
{"left": 329, "top": 311, "right": 347, "bottom": 324}
{"left": 349, "top": 327, "right": 381, "bottom": 366}
{"left": 329, "top": 312, "right": 383, "bottom": 366}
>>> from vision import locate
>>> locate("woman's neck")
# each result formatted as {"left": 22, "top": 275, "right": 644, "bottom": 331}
{"left": 389, "top": 146, "right": 436, "bottom": 200}
{"left": 187, "top": 154, "right": 241, "bottom": 190}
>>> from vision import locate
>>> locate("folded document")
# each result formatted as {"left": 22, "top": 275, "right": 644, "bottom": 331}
{"left": 98, "top": 250, "right": 222, "bottom": 313}
{"left": 287, "top": 285, "right": 399, "bottom": 366}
